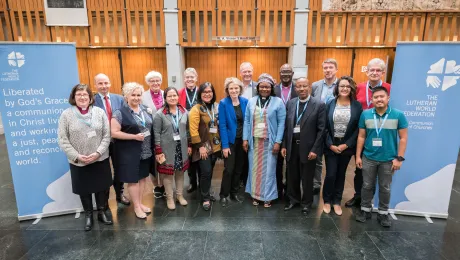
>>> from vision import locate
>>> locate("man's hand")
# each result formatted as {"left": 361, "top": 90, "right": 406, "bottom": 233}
{"left": 307, "top": 152, "right": 317, "bottom": 160}
{"left": 281, "top": 148, "right": 286, "bottom": 158}
{"left": 356, "top": 156, "right": 363, "bottom": 169}
{"left": 392, "top": 159, "right": 403, "bottom": 171}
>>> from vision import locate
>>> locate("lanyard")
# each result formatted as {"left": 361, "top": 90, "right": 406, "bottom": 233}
{"left": 373, "top": 111, "right": 389, "bottom": 137}
{"left": 204, "top": 104, "right": 215, "bottom": 125}
{"left": 295, "top": 99, "right": 308, "bottom": 125}
{"left": 257, "top": 97, "right": 270, "bottom": 120}
{"left": 366, "top": 80, "right": 382, "bottom": 107}
{"left": 279, "top": 84, "right": 292, "bottom": 104}
{"left": 186, "top": 87, "right": 197, "bottom": 107}
{"left": 72, "top": 107, "right": 92, "bottom": 128}
{"left": 134, "top": 110, "right": 146, "bottom": 127}
{"left": 171, "top": 109, "right": 179, "bottom": 131}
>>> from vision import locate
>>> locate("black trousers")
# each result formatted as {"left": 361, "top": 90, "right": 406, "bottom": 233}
{"left": 276, "top": 150, "right": 286, "bottom": 197}
{"left": 109, "top": 143, "right": 124, "bottom": 197}
{"left": 199, "top": 154, "right": 218, "bottom": 202}
{"left": 220, "top": 138, "right": 245, "bottom": 197}
{"left": 188, "top": 159, "right": 201, "bottom": 187}
{"left": 240, "top": 150, "right": 249, "bottom": 186}
{"left": 80, "top": 189, "right": 109, "bottom": 212}
{"left": 354, "top": 167, "right": 363, "bottom": 198}
{"left": 287, "top": 141, "right": 316, "bottom": 207}
{"left": 323, "top": 153, "right": 352, "bottom": 205}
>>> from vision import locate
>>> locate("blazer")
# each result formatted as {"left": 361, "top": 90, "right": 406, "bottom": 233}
{"left": 189, "top": 102, "right": 221, "bottom": 161}
{"left": 141, "top": 89, "right": 164, "bottom": 110}
{"left": 274, "top": 82, "right": 298, "bottom": 104}
{"left": 324, "top": 99, "right": 363, "bottom": 156}
{"left": 243, "top": 96, "right": 286, "bottom": 150}
{"left": 218, "top": 96, "right": 248, "bottom": 149}
{"left": 241, "top": 80, "right": 258, "bottom": 99}
{"left": 282, "top": 96, "right": 326, "bottom": 163}
{"left": 311, "top": 79, "right": 338, "bottom": 101}
{"left": 94, "top": 92, "right": 124, "bottom": 114}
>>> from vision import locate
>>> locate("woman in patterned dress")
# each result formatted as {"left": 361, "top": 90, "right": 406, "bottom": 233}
{"left": 153, "top": 87, "right": 191, "bottom": 210}
{"left": 323, "top": 76, "right": 363, "bottom": 216}
{"left": 242, "top": 74, "right": 286, "bottom": 208}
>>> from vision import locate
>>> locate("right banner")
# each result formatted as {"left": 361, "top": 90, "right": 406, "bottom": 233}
{"left": 389, "top": 42, "right": 460, "bottom": 218}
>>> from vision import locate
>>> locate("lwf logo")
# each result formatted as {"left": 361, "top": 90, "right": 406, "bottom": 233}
{"left": 8, "top": 51, "right": 25, "bottom": 68}
{"left": 426, "top": 58, "right": 460, "bottom": 91}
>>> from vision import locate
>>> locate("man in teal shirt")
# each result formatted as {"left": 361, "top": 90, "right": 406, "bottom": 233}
{"left": 355, "top": 86, "right": 408, "bottom": 227}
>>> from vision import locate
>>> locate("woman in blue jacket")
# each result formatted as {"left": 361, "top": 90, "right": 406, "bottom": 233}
{"left": 218, "top": 77, "right": 248, "bottom": 207}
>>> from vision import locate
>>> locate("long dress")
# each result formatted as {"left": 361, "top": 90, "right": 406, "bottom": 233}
{"left": 245, "top": 103, "right": 278, "bottom": 201}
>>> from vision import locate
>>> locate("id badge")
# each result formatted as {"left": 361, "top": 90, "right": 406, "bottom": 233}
{"left": 87, "top": 130, "right": 96, "bottom": 138}
{"left": 372, "top": 138, "right": 382, "bottom": 147}
{"left": 209, "top": 127, "right": 218, "bottom": 134}
{"left": 142, "top": 130, "right": 151, "bottom": 137}
{"left": 173, "top": 134, "right": 181, "bottom": 141}
{"left": 293, "top": 125, "right": 300, "bottom": 133}
{"left": 257, "top": 123, "right": 266, "bottom": 129}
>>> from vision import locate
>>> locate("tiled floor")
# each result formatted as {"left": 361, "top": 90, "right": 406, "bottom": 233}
{"left": 0, "top": 135, "right": 459, "bottom": 260}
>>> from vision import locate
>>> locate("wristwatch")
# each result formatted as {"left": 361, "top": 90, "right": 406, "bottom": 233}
{"left": 395, "top": 156, "right": 405, "bottom": 162}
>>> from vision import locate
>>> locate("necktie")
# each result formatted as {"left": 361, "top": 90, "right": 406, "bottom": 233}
{"left": 104, "top": 96, "right": 112, "bottom": 120}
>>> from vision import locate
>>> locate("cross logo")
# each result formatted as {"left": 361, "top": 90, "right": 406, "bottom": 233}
{"left": 7, "top": 51, "right": 25, "bottom": 68}
{"left": 426, "top": 58, "right": 460, "bottom": 91}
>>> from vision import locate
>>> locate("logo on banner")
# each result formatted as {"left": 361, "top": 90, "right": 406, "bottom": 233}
{"left": 8, "top": 51, "right": 25, "bottom": 68}
{"left": 426, "top": 58, "right": 460, "bottom": 91}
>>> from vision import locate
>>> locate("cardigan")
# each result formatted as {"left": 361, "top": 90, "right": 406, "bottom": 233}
{"left": 218, "top": 96, "right": 248, "bottom": 149}
{"left": 189, "top": 102, "right": 221, "bottom": 161}
{"left": 58, "top": 106, "right": 110, "bottom": 166}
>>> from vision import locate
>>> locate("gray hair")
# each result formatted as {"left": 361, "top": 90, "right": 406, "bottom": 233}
{"left": 224, "top": 77, "right": 244, "bottom": 96}
{"left": 183, "top": 67, "right": 198, "bottom": 77}
{"left": 367, "top": 58, "right": 386, "bottom": 71}
{"left": 322, "top": 58, "right": 338, "bottom": 69}
{"left": 239, "top": 62, "right": 253, "bottom": 72}
{"left": 145, "top": 71, "right": 162, "bottom": 84}
{"left": 122, "top": 82, "right": 144, "bottom": 97}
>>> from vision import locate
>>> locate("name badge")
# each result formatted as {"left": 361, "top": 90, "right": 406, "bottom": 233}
{"left": 293, "top": 126, "right": 300, "bottom": 133}
{"left": 257, "top": 123, "right": 266, "bottom": 129}
{"left": 87, "top": 130, "right": 96, "bottom": 138}
{"left": 142, "top": 130, "right": 151, "bottom": 137}
{"left": 209, "top": 127, "right": 218, "bottom": 134}
{"left": 372, "top": 138, "right": 382, "bottom": 147}
{"left": 173, "top": 134, "right": 181, "bottom": 141}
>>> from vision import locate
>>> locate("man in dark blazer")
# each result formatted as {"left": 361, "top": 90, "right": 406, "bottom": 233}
{"left": 281, "top": 77, "right": 326, "bottom": 215}
{"left": 93, "top": 73, "right": 130, "bottom": 206}
{"left": 274, "top": 64, "right": 298, "bottom": 200}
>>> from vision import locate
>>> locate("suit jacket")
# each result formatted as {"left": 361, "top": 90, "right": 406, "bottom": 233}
{"left": 274, "top": 82, "right": 298, "bottom": 105}
{"left": 94, "top": 92, "right": 124, "bottom": 114}
{"left": 282, "top": 96, "right": 326, "bottom": 163}
{"left": 323, "top": 99, "right": 363, "bottom": 156}
{"left": 141, "top": 89, "right": 164, "bottom": 110}
{"left": 218, "top": 96, "right": 249, "bottom": 149}
{"left": 311, "top": 79, "right": 338, "bottom": 101}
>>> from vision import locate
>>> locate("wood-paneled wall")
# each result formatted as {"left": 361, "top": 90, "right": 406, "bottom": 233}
{"left": 121, "top": 49, "right": 168, "bottom": 90}
{"left": 185, "top": 48, "right": 288, "bottom": 101}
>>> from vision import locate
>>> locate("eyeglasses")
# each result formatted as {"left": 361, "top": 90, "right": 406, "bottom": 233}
{"left": 148, "top": 79, "right": 161, "bottom": 83}
{"left": 368, "top": 69, "right": 383, "bottom": 73}
{"left": 339, "top": 85, "right": 351, "bottom": 89}
{"left": 75, "top": 94, "right": 89, "bottom": 98}
{"left": 202, "top": 90, "right": 213, "bottom": 94}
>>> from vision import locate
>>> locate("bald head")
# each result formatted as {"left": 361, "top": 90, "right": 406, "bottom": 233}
{"left": 94, "top": 73, "right": 111, "bottom": 96}
{"left": 280, "top": 64, "right": 294, "bottom": 86}
{"left": 294, "top": 77, "right": 310, "bottom": 99}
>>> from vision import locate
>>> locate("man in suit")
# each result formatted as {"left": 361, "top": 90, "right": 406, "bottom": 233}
{"left": 311, "top": 58, "right": 339, "bottom": 195}
{"left": 281, "top": 77, "right": 326, "bottom": 215}
{"left": 240, "top": 62, "right": 258, "bottom": 100}
{"left": 274, "top": 64, "right": 298, "bottom": 199}
{"left": 93, "top": 73, "right": 130, "bottom": 206}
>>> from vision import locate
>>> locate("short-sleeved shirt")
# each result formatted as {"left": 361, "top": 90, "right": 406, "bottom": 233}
{"left": 113, "top": 108, "right": 153, "bottom": 160}
{"left": 358, "top": 106, "right": 408, "bottom": 162}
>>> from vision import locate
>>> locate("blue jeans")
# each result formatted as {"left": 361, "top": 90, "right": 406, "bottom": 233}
{"left": 360, "top": 156, "right": 393, "bottom": 215}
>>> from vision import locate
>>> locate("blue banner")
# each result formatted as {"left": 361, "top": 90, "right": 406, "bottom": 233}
{"left": 0, "top": 43, "right": 82, "bottom": 219}
{"left": 389, "top": 42, "right": 460, "bottom": 217}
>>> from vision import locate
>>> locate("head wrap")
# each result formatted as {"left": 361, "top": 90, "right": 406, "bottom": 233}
{"left": 257, "top": 73, "right": 275, "bottom": 87}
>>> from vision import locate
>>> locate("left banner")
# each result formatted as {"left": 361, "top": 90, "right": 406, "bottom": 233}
{"left": 0, "top": 43, "right": 82, "bottom": 220}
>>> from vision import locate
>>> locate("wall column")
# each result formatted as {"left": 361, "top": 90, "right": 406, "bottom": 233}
{"left": 289, "top": 0, "right": 309, "bottom": 71}
{"left": 164, "top": 1, "right": 185, "bottom": 88}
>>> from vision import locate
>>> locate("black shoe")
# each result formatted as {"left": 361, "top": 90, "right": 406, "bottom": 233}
{"left": 302, "top": 206, "right": 311, "bottom": 215}
{"left": 355, "top": 210, "right": 372, "bottom": 223}
{"left": 239, "top": 181, "right": 245, "bottom": 188}
{"left": 345, "top": 196, "right": 361, "bottom": 208}
{"left": 230, "top": 194, "right": 243, "bottom": 203}
{"left": 377, "top": 214, "right": 392, "bottom": 227}
{"left": 313, "top": 187, "right": 321, "bottom": 195}
{"left": 84, "top": 211, "right": 93, "bottom": 231}
{"left": 154, "top": 186, "right": 164, "bottom": 199}
{"left": 210, "top": 195, "right": 216, "bottom": 202}
{"left": 187, "top": 184, "right": 197, "bottom": 193}
{"left": 116, "top": 194, "right": 131, "bottom": 205}
{"left": 220, "top": 197, "right": 228, "bottom": 207}
{"left": 202, "top": 202, "right": 211, "bottom": 211}
{"left": 284, "top": 203, "right": 298, "bottom": 211}
{"left": 97, "top": 209, "right": 113, "bottom": 225}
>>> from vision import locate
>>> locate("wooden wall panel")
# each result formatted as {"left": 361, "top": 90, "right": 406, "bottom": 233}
{"left": 85, "top": 49, "right": 123, "bottom": 94}
{"left": 185, "top": 48, "right": 237, "bottom": 101}
{"left": 76, "top": 49, "right": 90, "bottom": 86}
{"left": 352, "top": 48, "right": 396, "bottom": 84}
{"left": 236, "top": 48, "right": 288, "bottom": 84}
{"left": 121, "top": 49, "right": 168, "bottom": 90}
{"left": 305, "top": 48, "right": 353, "bottom": 83}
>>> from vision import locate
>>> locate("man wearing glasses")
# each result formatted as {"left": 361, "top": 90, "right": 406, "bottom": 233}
{"left": 345, "top": 58, "right": 392, "bottom": 208}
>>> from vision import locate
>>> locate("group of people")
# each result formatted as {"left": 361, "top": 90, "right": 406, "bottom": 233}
{"left": 58, "top": 57, "right": 407, "bottom": 231}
